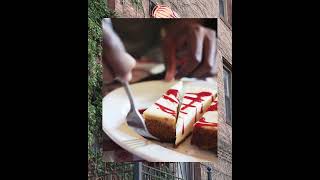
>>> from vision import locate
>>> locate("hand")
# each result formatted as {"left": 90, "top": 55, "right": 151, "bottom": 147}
{"left": 162, "top": 22, "right": 217, "bottom": 81}
{"left": 102, "top": 19, "right": 136, "bottom": 83}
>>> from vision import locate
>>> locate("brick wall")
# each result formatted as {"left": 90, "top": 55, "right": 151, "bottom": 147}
{"left": 216, "top": 17, "right": 232, "bottom": 179}
{"left": 108, "top": 0, "right": 149, "bottom": 17}
{"left": 155, "top": 0, "right": 219, "bottom": 18}
{"left": 108, "top": 0, "right": 219, "bottom": 18}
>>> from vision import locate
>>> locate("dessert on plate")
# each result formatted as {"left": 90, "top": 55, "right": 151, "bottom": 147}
{"left": 191, "top": 99, "right": 218, "bottom": 150}
{"left": 142, "top": 80, "right": 217, "bottom": 148}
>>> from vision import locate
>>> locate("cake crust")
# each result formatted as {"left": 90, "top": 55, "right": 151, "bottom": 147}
{"left": 144, "top": 116, "right": 176, "bottom": 142}
{"left": 191, "top": 126, "right": 217, "bottom": 149}
{"left": 191, "top": 100, "right": 218, "bottom": 150}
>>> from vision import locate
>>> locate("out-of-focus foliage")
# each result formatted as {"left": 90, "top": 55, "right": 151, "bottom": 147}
{"left": 88, "top": 0, "right": 116, "bottom": 177}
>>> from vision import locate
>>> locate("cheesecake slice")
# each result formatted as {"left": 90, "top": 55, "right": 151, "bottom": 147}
{"left": 175, "top": 86, "right": 216, "bottom": 145}
{"left": 191, "top": 99, "right": 218, "bottom": 150}
{"left": 143, "top": 81, "right": 183, "bottom": 142}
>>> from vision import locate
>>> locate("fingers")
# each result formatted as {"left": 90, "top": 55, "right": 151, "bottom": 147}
{"left": 113, "top": 52, "right": 136, "bottom": 82}
{"left": 163, "top": 25, "right": 190, "bottom": 81}
{"left": 175, "top": 27, "right": 203, "bottom": 79}
{"left": 121, "top": 53, "right": 136, "bottom": 82}
{"left": 162, "top": 37, "right": 177, "bottom": 81}
{"left": 163, "top": 24, "right": 217, "bottom": 80}
{"left": 191, "top": 30, "right": 217, "bottom": 78}
{"left": 175, "top": 57, "right": 199, "bottom": 79}
{"left": 102, "top": 49, "right": 136, "bottom": 82}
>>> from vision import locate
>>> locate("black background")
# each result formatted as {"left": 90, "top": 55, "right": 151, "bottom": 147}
{"left": 232, "top": 1, "right": 319, "bottom": 179}
{"left": 2, "top": 0, "right": 87, "bottom": 179}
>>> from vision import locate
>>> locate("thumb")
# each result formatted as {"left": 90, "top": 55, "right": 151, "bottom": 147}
{"left": 120, "top": 52, "right": 136, "bottom": 82}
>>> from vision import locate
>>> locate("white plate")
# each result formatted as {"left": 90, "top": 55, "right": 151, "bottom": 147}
{"left": 102, "top": 80, "right": 217, "bottom": 162}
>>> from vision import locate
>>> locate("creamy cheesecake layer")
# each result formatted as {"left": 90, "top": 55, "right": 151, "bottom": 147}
{"left": 194, "top": 99, "right": 218, "bottom": 127}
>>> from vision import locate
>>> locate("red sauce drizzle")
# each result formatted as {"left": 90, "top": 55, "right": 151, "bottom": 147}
{"left": 194, "top": 122, "right": 218, "bottom": 128}
{"left": 199, "top": 117, "right": 207, "bottom": 122}
{"left": 200, "top": 105, "right": 203, "bottom": 113}
{"left": 207, "top": 103, "right": 218, "bottom": 111}
{"left": 155, "top": 103, "right": 176, "bottom": 117}
{"left": 179, "top": 92, "right": 212, "bottom": 134}
{"left": 151, "top": 89, "right": 179, "bottom": 117}
{"left": 179, "top": 111, "right": 187, "bottom": 114}
{"left": 166, "top": 89, "right": 178, "bottom": 98}
{"left": 138, "top": 108, "right": 147, "bottom": 114}
{"left": 195, "top": 117, "right": 218, "bottom": 127}
{"left": 163, "top": 94, "right": 178, "bottom": 103}
{"left": 194, "top": 101, "right": 219, "bottom": 128}
{"left": 180, "top": 92, "right": 212, "bottom": 111}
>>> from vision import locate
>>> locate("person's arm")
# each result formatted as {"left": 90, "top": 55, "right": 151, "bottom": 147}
{"left": 102, "top": 18, "right": 136, "bottom": 83}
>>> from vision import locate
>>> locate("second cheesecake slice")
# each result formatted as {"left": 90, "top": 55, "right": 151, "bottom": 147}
{"left": 175, "top": 86, "right": 216, "bottom": 145}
